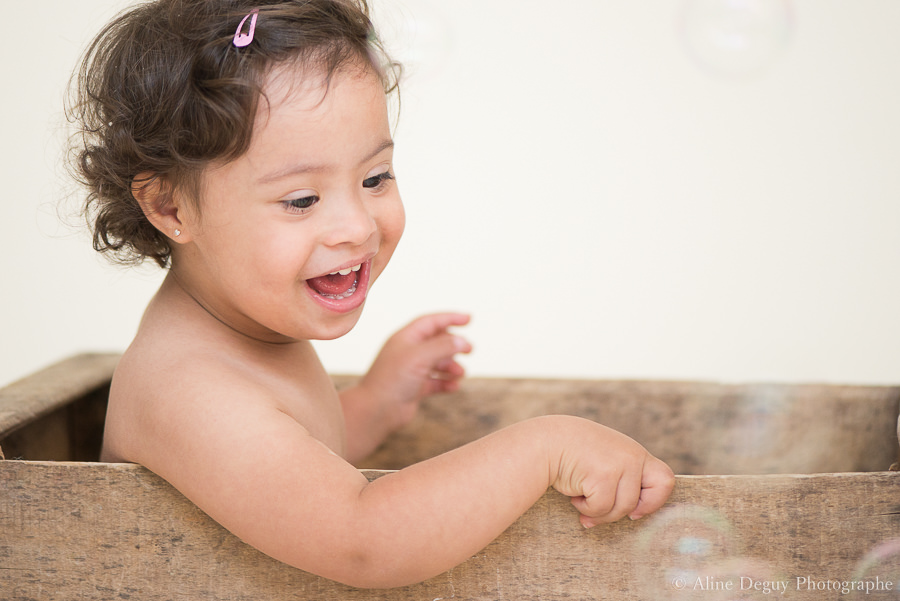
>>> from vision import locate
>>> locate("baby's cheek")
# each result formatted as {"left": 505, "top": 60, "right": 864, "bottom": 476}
{"left": 376, "top": 203, "right": 405, "bottom": 257}
{"left": 384, "top": 201, "right": 406, "bottom": 240}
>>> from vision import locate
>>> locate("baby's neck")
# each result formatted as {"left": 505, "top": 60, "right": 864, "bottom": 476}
{"left": 158, "top": 270, "right": 306, "bottom": 348}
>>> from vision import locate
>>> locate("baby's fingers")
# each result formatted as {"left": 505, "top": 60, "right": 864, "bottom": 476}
{"left": 431, "top": 357, "right": 466, "bottom": 379}
{"left": 628, "top": 458, "right": 676, "bottom": 520}
{"left": 420, "top": 333, "right": 472, "bottom": 368}
{"left": 572, "top": 470, "right": 642, "bottom": 528}
{"left": 403, "top": 313, "right": 471, "bottom": 342}
{"left": 424, "top": 359, "right": 466, "bottom": 394}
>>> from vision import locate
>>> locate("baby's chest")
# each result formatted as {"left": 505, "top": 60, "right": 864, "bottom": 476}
{"left": 245, "top": 342, "right": 348, "bottom": 456}
{"left": 272, "top": 375, "right": 347, "bottom": 456}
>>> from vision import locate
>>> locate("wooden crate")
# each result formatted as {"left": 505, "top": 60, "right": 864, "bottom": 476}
{"left": 1, "top": 354, "right": 898, "bottom": 600}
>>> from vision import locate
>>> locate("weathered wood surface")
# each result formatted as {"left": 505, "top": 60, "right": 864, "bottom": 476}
{"left": 0, "top": 353, "right": 118, "bottom": 436}
{"left": 1, "top": 461, "right": 898, "bottom": 601}
{"left": 0, "top": 354, "right": 118, "bottom": 461}
{"left": 2, "top": 356, "right": 899, "bottom": 599}
{"left": 355, "top": 377, "right": 900, "bottom": 475}
{"left": 2, "top": 355, "right": 898, "bottom": 475}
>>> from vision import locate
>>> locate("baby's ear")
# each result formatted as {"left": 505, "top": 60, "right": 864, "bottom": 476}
{"left": 131, "top": 172, "right": 190, "bottom": 242}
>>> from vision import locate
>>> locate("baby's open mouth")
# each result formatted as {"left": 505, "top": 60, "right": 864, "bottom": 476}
{"left": 307, "top": 264, "right": 362, "bottom": 300}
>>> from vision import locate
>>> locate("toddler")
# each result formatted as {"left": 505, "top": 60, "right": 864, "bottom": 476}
{"left": 69, "top": 0, "right": 675, "bottom": 588}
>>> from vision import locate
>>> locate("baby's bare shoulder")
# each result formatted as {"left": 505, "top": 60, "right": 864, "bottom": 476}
{"left": 115, "top": 333, "right": 249, "bottom": 399}
{"left": 103, "top": 342, "right": 256, "bottom": 458}
{"left": 104, "top": 329, "right": 343, "bottom": 464}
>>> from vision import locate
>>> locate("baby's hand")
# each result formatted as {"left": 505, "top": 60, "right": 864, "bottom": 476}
{"left": 359, "top": 313, "right": 472, "bottom": 431}
{"left": 545, "top": 416, "right": 675, "bottom": 527}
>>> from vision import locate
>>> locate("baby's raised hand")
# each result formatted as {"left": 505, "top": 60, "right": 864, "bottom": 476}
{"left": 544, "top": 416, "right": 675, "bottom": 527}
{"left": 358, "top": 313, "right": 472, "bottom": 427}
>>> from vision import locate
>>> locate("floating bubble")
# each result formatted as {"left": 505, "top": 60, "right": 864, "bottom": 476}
{"left": 635, "top": 504, "right": 789, "bottom": 599}
{"left": 680, "top": 0, "right": 794, "bottom": 78}
{"left": 371, "top": 0, "right": 454, "bottom": 83}
{"left": 721, "top": 385, "right": 788, "bottom": 460}
{"left": 635, "top": 504, "right": 740, "bottom": 600}
{"left": 849, "top": 538, "right": 900, "bottom": 599}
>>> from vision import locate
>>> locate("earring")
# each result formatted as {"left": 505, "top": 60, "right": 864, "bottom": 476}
{"left": 174, "top": 229, "right": 182, "bottom": 237}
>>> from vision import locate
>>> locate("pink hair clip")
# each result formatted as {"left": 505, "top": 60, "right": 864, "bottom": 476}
{"left": 233, "top": 9, "right": 259, "bottom": 48}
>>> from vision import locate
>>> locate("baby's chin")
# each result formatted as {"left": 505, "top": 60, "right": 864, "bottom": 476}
{"left": 304, "top": 309, "right": 367, "bottom": 342}
{"left": 231, "top": 315, "right": 364, "bottom": 345}
{"left": 309, "top": 326, "right": 360, "bottom": 342}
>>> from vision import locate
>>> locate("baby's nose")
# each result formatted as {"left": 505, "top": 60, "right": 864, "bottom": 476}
{"left": 322, "top": 196, "right": 377, "bottom": 247}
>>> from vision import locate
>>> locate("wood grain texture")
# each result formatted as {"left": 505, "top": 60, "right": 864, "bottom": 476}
{"left": 353, "top": 377, "right": 900, "bottom": 475}
{"left": 0, "top": 353, "right": 118, "bottom": 438}
{"left": 2, "top": 358, "right": 899, "bottom": 599}
{"left": 1, "top": 461, "right": 898, "bottom": 601}
{"left": 0, "top": 354, "right": 116, "bottom": 462}
{"left": 2, "top": 357, "right": 897, "bottom": 474}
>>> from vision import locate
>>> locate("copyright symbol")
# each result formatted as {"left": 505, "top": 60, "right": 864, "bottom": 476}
{"left": 672, "top": 577, "right": 687, "bottom": 590}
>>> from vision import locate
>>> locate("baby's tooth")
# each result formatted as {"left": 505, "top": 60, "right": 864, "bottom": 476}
{"left": 327, "top": 264, "right": 361, "bottom": 276}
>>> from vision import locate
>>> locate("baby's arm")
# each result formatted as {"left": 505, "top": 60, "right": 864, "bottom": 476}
{"left": 132, "top": 379, "right": 674, "bottom": 588}
{"left": 340, "top": 313, "right": 472, "bottom": 463}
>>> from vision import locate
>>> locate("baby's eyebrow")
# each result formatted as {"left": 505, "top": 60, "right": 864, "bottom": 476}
{"left": 363, "top": 139, "right": 395, "bottom": 164}
{"left": 256, "top": 139, "right": 394, "bottom": 184}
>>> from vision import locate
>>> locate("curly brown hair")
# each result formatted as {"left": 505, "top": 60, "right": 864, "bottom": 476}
{"left": 67, "top": 0, "right": 400, "bottom": 268}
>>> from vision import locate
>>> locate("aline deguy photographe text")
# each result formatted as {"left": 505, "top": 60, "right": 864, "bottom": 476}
{"left": 672, "top": 574, "right": 895, "bottom": 595}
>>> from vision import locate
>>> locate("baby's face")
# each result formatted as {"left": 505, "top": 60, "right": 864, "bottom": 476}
{"left": 176, "top": 64, "right": 404, "bottom": 342}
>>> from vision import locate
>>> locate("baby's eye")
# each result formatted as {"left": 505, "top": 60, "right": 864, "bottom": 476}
{"left": 362, "top": 171, "right": 395, "bottom": 191}
{"left": 281, "top": 193, "right": 319, "bottom": 214}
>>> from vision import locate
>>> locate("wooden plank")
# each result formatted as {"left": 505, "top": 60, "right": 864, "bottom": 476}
{"left": 1, "top": 461, "right": 897, "bottom": 600}
{"left": 0, "top": 385, "right": 110, "bottom": 462}
{"left": 0, "top": 353, "right": 118, "bottom": 438}
{"left": 1, "top": 356, "right": 896, "bottom": 473}
{"left": 0, "top": 354, "right": 116, "bottom": 462}
{"left": 356, "top": 377, "right": 900, "bottom": 475}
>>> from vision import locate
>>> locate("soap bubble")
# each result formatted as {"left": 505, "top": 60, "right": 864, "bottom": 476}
{"left": 371, "top": 0, "right": 454, "bottom": 83}
{"left": 635, "top": 504, "right": 788, "bottom": 599}
{"left": 849, "top": 538, "right": 900, "bottom": 599}
{"left": 680, "top": 0, "right": 794, "bottom": 78}
{"left": 731, "top": 386, "right": 788, "bottom": 456}
{"left": 635, "top": 505, "right": 740, "bottom": 599}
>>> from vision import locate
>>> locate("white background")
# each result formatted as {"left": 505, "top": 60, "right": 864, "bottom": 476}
{"left": 2, "top": 0, "right": 899, "bottom": 387}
